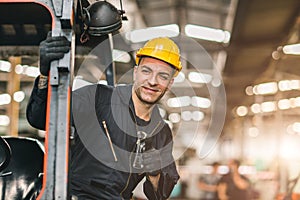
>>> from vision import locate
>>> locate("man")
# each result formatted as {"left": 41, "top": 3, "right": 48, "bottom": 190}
{"left": 26, "top": 35, "right": 181, "bottom": 199}
{"left": 218, "top": 159, "right": 250, "bottom": 200}
{"left": 198, "top": 162, "right": 221, "bottom": 200}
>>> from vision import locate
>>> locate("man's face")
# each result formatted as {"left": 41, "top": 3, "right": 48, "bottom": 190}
{"left": 228, "top": 160, "right": 239, "bottom": 172}
{"left": 133, "top": 57, "right": 174, "bottom": 105}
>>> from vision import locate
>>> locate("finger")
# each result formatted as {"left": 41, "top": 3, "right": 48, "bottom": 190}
{"left": 46, "top": 36, "right": 70, "bottom": 44}
{"left": 46, "top": 46, "right": 70, "bottom": 54}
{"left": 47, "top": 52, "right": 66, "bottom": 60}
{"left": 47, "top": 39, "right": 70, "bottom": 47}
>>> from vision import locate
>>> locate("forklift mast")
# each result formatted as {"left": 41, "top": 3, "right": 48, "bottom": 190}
{"left": 0, "top": 0, "right": 123, "bottom": 198}
{"left": 34, "top": 0, "right": 117, "bottom": 199}
{"left": 42, "top": 0, "right": 75, "bottom": 198}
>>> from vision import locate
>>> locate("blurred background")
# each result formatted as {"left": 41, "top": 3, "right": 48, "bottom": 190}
{"left": 1, "top": 0, "right": 300, "bottom": 199}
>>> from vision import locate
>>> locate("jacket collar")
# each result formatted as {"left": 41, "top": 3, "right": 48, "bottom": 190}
{"left": 114, "top": 84, "right": 164, "bottom": 137}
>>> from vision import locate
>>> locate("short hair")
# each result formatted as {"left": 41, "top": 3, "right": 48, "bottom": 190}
{"left": 138, "top": 56, "right": 177, "bottom": 77}
{"left": 231, "top": 159, "right": 241, "bottom": 167}
{"left": 212, "top": 162, "right": 220, "bottom": 167}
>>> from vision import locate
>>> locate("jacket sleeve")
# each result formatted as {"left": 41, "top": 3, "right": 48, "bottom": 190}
{"left": 143, "top": 162, "right": 180, "bottom": 200}
{"left": 143, "top": 122, "right": 180, "bottom": 200}
{"left": 26, "top": 76, "right": 48, "bottom": 130}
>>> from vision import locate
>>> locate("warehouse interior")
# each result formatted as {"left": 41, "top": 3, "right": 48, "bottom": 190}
{"left": 1, "top": 0, "right": 300, "bottom": 199}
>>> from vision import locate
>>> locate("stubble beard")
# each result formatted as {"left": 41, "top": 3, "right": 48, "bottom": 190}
{"left": 134, "top": 85, "right": 167, "bottom": 105}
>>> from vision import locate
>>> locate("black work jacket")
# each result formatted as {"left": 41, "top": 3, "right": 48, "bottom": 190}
{"left": 26, "top": 77, "right": 180, "bottom": 200}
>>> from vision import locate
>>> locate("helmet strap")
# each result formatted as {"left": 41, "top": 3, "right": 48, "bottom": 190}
{"left": 80, "top": 30, "right": 90, "bottom": 44}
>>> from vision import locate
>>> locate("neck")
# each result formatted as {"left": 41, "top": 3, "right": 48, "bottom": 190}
{"left": 132, "top": 91, "right": 153, "bottom": 121}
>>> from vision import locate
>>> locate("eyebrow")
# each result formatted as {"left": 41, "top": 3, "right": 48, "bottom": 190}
{"left": 140, "top": 65, "right": 172, "bottom": 77}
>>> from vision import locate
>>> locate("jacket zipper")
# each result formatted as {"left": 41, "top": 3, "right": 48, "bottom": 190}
{"left": 102, "top": 121, "right": 118, "bottom": 162}
{"left": 120, "top": 105, "right": 138, "bottom": 199}
{"left": 120, "top": 150, "right": 133, "bottom": 199}
{"left": 119, "top": 106, "right": 162, "bottom": 199}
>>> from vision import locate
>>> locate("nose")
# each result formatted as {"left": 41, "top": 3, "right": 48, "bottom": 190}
{"left": 147, "top": 73, "right": 158, "bottom": 85}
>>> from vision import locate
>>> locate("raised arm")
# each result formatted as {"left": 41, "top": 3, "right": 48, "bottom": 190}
{"left": 26, "top": 32, "right": 70, "bottom": 130}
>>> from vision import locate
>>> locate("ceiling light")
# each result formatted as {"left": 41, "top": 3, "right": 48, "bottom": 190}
{"left": 15, "top": 64, "right": 39, "bottom": 77}
{"left": 236, "top": 106, "right": 248, "bottom": 116}
{"left": 112, "top": 49, "right": 131, "bottom": 63}
{"left": 24, "top": 66, "right": 40, "bottom": 77}
{"left": 15, "top": 64, "right": 24, "bottom": 74}
{"left": 261, "top": 101, "right": 276, "bottom": 112}
{"left": 283, "top": 43, "right": 300, "bottom": 55}
{"left": 245, "top": 86, "right": 254, "bottom": 96}
{"left": 181, "top": 111, "right": 192, "bottom": 121}
{"left": 167, "top": 96, "right": 191, "bottom": 108}
{"left": 294, "top": 97, "right": 300, "bottom": 107}
{"left": 191, "top": 96, "right": 211, "bottom": 108}
{"left": 185, "top": 24, "right": 231, "bottom": 43}
{"left": 290, "top": 97, "right": 300, "bottom": 107}
{"left": 192, "top": 111, "right": 204, "bottom": 121}
{"left": 272, "top": 50, "right": 281, "bottom": 60}
{"left": 0, "top": 60, "right": 11, "bottom": 72}
{"left": 0, "top": 115, "right": 10, "bottom": 126}
{"left": 13, "top": 91, "right": 25, "bottom": 103}
{"left": 278, "top": 80, "right": 300, "bottom": 91}
{"left": 278, "top": 80, "right": 290, "bottom": 91}
{"left": 289, "top": 80, "right": 300, "bottom": 89}
{"left": 126, "top": 24, "right": 179, "bottom": 43}
{"left": 278, "top": 99, "right": 290, "bottom": 110}
{"left": 174, "top": 72, "right": 185, "bottom": 83}
{"left": 188, "top": 72, "right": 212, "bottom": 83}
{"left": 251, "top": 103, "right": 261, "bottom": 114}
{"left": 0, "top": 94, "right": 11, "bottom": 105}
{"left": 168, "top": 113, "right": 181, "bottom": 123}
{"left": 253, "top": 82, "right": 278, "bottom": 95}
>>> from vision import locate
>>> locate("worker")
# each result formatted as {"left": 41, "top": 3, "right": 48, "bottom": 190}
{"left": 26, "top": 33, "right": 181, "bottom": 199}
{"left": 218, "top": 159, "right": 250, "bottom": 200}
{"left": 198, "top": 162, "right": 221, "bottom": 200}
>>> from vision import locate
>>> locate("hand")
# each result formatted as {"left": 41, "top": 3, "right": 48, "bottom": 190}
{"left": 39, "top": 32, "right": 71, "bottom": 76}
{"left": 142, "top": 148, "right": 161, "bottom": 176}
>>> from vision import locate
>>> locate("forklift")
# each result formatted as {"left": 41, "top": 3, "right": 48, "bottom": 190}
{"left": 0, "top": 0, "right": 128, "bottom": 199}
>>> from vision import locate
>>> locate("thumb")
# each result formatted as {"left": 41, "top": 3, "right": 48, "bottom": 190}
{"left": 47, "top": 31, "right": 52, "bottom": 38}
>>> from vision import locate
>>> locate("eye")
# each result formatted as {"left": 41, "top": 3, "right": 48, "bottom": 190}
{"left": 158, "top": 73, "right": 170, "bottom": 81}
{"left": 141, "top": 68, "right": 151, "bottom": 74}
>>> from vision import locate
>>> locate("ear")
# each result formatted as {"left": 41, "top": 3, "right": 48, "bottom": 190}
{"left": 167, "top": 78, "right": 174, "bottom": 90}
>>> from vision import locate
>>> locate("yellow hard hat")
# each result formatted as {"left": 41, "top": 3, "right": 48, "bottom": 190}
{"left": 136, "top": 37, "right": 182, "bottom": 77}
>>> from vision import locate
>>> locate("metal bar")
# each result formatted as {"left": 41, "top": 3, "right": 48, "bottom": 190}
{"left": 7, "top": 57, "right": 21, "bottom": 137}
{"left": 104, "top": 33, "right": 115, "bottom": 86}
{"left": 38, "top": 0, "right": 75, "bottom": 199}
